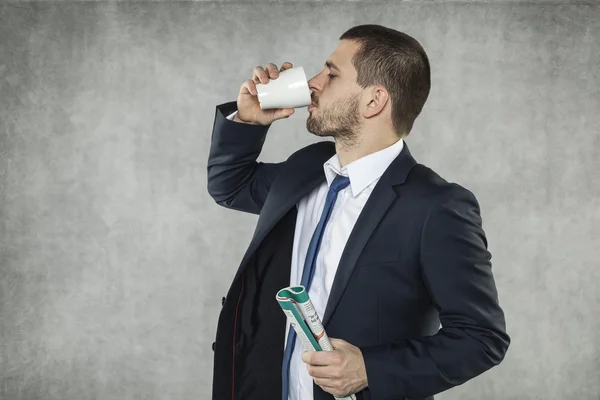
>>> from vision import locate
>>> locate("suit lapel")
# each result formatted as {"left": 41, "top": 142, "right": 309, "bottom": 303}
{"left": 322, "top": 142, "right": 417, "bottom": 326}
{"left": 322, "top": 184, "right": 396, "bottom": 326}
{"left": 232, "top": 142, "right": 335, "bottom": 284}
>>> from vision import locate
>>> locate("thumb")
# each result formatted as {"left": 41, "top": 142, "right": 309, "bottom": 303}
{"left": 274, "top": 108, "right": 295, "bottom": 119}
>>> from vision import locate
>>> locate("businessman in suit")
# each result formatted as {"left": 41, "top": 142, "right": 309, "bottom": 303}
{"left": 207, "top": 24, "right": 510, "bottom": 400}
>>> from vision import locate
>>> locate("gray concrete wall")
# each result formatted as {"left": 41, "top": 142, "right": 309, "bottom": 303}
{"left": 1, "top": 1, "right": 598, "bottom": 399}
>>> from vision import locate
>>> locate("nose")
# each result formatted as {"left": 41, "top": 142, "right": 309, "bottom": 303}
{"left": 307, "top": 74, "right": 323, "bottom": 99}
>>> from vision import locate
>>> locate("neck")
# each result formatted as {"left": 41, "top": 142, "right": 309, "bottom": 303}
{"left": 335, "top": 133, "right": 401, "bottom": 168}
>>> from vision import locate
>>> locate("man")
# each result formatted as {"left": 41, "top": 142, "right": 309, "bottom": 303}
{"left": 207, "top": 24, "right": 510, "bottom": 400}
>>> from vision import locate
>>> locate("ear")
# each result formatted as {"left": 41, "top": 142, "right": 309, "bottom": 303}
{"left": 364, "top": 87, "right": 389, "bottom": 118}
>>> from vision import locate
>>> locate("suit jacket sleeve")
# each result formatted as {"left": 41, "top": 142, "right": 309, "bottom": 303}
{"left": 360, "top": 184, "right": 510, "bottom": 400}
{"left": 207, "top": 101, "right": 285, "bottom": 215}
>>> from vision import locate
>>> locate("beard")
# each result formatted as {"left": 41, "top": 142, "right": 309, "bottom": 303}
{"left": 306, "top": 92, "right": 362, "bottom": 149}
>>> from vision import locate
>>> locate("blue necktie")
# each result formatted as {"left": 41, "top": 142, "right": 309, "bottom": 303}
{"left": 281, "top": 174, "right": 351, "bottom": 400}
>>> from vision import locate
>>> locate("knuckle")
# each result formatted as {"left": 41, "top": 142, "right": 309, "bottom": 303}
{"left": 267, "top": 63, "right": 279, "bottom": 77}
{"left": 253, "top": 66, "right": 267, "bottom": 80}
{"left": 243, "top": 79, "right": 256, "bottom": 92}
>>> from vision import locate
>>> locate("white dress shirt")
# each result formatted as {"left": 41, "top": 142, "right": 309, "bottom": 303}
{"left": 226, "top": 110, "right": 404, "bottom": 399}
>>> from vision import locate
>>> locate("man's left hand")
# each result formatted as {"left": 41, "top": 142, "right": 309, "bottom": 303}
{"left": 302, "top": 338, "right": 368, "bottom": 397}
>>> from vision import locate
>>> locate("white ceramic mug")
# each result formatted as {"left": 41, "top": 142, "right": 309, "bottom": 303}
{"left": 255, "top": 66, "right": 312, "bottom": 110}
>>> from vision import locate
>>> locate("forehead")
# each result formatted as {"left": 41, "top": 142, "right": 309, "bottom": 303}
{"left": 326, "top": 40, "right": 360, "bottom": 72}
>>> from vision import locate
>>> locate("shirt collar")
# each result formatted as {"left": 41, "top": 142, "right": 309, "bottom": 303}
{"left": 323, "top": 138, "right": 404, "bottom": 197}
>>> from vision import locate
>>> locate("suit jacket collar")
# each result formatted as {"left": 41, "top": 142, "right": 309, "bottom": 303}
{"left": 323, "top": 138, "right": 405, "bottom": 197}
{"left": 384, "top": 138, "right": 417, "bottom": 186}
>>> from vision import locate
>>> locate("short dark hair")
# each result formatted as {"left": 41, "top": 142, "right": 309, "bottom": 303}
{"left": 339, "top": 24, "right": 431, "bottom": 137}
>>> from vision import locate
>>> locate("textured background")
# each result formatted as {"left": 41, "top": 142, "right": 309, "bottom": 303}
{"left": 1, "top": 1, "right": 599, "bottom": 399}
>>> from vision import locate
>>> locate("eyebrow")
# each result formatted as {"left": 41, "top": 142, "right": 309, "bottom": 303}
{"left": 325, "top": 60, "right": 341, "bottom": 72}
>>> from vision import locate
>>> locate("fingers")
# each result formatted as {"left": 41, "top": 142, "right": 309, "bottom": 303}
{"left": 241, "top": 79, "right": 257, "bottom": 95}
{"left": 280, "top": 61, "right": 293, "bottom": 71}
{"left": 302, "top": 350, "right": 338, "bottom": 366}
{"left": 252, "top": 66, "right": 267, "bottom": 84}
{"left": 265, "top": 63, "right": 279, "bottom": 80}
{"left": 313, "top": 378, "right": 336, "bottom": 390}
{"left": 253, "top": 64, "right": 277, "bottom": 84}
{"left": 253, "top": 62, "right": 294, "bottom": 84}
{"left": 307, "top": 364, "right": 338, "bottom": 379}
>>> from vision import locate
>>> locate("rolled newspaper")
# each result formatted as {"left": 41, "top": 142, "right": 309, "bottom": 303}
{"left": 276, "top": 285, "right": 357, "bottom": 400}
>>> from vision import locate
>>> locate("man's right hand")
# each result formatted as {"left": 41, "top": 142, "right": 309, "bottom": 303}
{"left": 234, "top": 62, "right": 296, "bottom": 125}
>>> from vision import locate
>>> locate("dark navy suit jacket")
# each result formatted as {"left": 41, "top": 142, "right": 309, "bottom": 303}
{"left": 207, "top": 101, "right": 510, "bottom": 400}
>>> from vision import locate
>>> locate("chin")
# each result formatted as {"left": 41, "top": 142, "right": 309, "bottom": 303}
{"left": 307, "top": 126, "right": 334, "bottom": 138}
